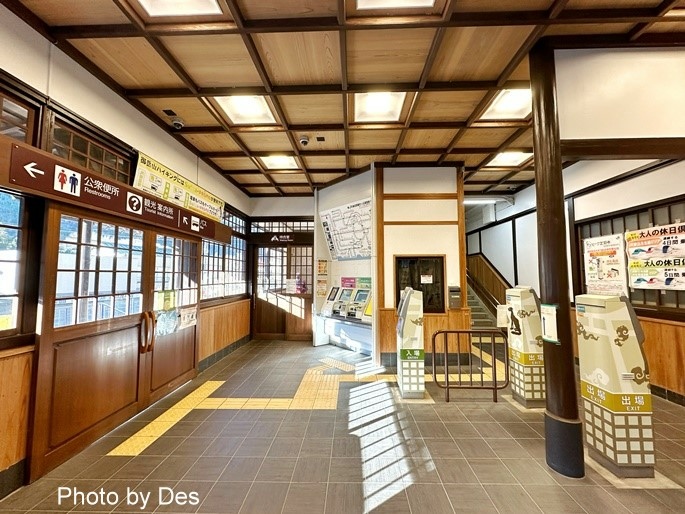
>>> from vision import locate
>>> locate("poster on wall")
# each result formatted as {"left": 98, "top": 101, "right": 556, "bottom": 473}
{"left": 316, "top": 279, "right": 328, "bottom": 298}
{"left": 134, "top": 152, "right": 225, "bottom": 221}
{"left": 583, "top": 234, "right": 628, "bottom": 296}
{"left": 625, "top": 222, "right": 685, "bottom": 290}
{"left": 319, "top": 198, "right": 372, "bottom": 260}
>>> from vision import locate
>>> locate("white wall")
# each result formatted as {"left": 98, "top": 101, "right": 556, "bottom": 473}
{"left": 251, "top": 197, "right": 314, "bottom": 217}
{"left": 514, "top": 213, "right": 539, "bottom": 293}
{"left": 467, "top": 232, "right": 480, "bottom": 254}
{"left": 556, "top": 48, "right": 685, "bottom": 139}
{"left": 481, "top": 221, "right": 515, "bottom": 285}
{"left": 0, "top": 4, "right": 251, "bottom": 215}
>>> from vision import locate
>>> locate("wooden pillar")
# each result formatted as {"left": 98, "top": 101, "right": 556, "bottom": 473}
{"left": 530, "top": 40, "right": 584, "bottom": 478}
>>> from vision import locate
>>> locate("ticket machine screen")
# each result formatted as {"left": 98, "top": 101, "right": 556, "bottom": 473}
{"left": 338, "top": 288, "right": 353, "bottom": 302}
{"left": 353, "top": 289, "right": 369, "bottom": 303}
{"left": 327, "top": 286, "right": 340, "bottom": 301}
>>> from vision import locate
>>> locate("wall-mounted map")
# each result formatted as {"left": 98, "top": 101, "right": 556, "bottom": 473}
{"left": 320, "top": 198, "right": 372, "bottom": 260}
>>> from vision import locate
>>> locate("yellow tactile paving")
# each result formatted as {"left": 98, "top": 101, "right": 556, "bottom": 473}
{"left": 109, "top": 350, "right": 509, "bottom": 456}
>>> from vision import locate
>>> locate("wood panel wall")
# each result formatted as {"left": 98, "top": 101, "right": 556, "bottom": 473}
{"left": 571, "top": 310, "right": 685, "bottom": 398}
{"left": 0, "top": 347, "right": 33, "bottom": 472}
{"left": 378, "top": 307, "right": 471, "bottom": 354}
{"left": 198, "top": 300, "right": 251, "bottom": 361}
{"left": 467, "top": 254, "right": 510, "bottom": 304}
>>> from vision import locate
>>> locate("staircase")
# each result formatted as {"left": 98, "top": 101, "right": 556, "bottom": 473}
{"left": 468, "top": 288, "right": 497, "bottom": 328}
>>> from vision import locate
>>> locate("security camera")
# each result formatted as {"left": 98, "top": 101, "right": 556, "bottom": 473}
{"left": 171, "top": 117, "right": 185, "bottom": 130}
{"left": 299, "top": 135, "right": 309, "bottom": 147}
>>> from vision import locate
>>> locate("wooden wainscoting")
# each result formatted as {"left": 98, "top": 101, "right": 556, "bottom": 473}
{"left": 0, "top": 346, "right": 33, "bottom": 472}
{"left": 198, "top": 299, "right": 251, "bottom": 362}
{"left": 379, "top": 308, "right": 472, "bottom": 354}
{"left": 571, "top": 310, "right": 685, "bottom": 398}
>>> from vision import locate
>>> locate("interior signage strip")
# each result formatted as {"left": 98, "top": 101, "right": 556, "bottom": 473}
{"left": 9, "top": 144, "right": 223, "bottom": 240}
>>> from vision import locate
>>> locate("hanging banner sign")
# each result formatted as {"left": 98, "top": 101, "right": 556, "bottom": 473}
{"left": 583, "top": 234, "right": 628, "bottom": 296}
{"left": 625, "top": 222, "right": 685, "bottom": 290}
{"left": 134, "top": 152, "right": 225, "bottom": 222}
{"left": 9, "top": 144, "right": 230, "bottom": 241}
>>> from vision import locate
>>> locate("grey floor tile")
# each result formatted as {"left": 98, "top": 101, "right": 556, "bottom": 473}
{"left": 325, "top": 483, "right": 365, "bottom": 514}
{"left": 486, "top": 438, "right": 532, "bottom": 458}
{"left": 203, "top": 437, "right": 244, "bottom": 457}
{"left": 218, "top": 457, "right": 264, "bottom": 482}
{"left": 424, "top": 438, "right": 464, "bottom": 458}
{"left": 405, "top": 483, "right": 454, "bottom": 513}
{"left": 300, "top": 438, "right": 333, "bottom": 457}
{"left": 444, "top": 422, "right": 482, "bottom": 438}
{"left": 282, "top": 483, "right": 327, "bottom": 514}
{"left": 278, "top": 423, "right": 309, "bottom": 438}
{"left": 564, "top": 485, "right": 632, "bottom": 513}
{"left": 255, "top": 457, "right": 297, "bottom": 482}
{"left": 434, "top": 458, "right": 479, "bottom": 484}
{"left": 234, "top": 437, "right": 273, "bottom": 458}
{"left": 503, "top": 458, "right": 557, "bottom": 485}
{"left": 329, "top": 458, "right": 364, "bottom": 482}
{"left": 239, "top": 482, "right": 289, "bottom": 514}
{"left": 197, "top": 482, "right": 250, "bottom": 513}
{"left": 171, "top": 438, "right": 215, "bottom": 457}
{"left": 365, "top": 483, "right": 410, "bottom": 513}
{"left": 456, "top": 439, "right": 497, "bottom": 459}
{"left": 111, "top": 456, "right": 166, "bottom": 480}
{"left": 147, "top": 456, "right": 198, "bottom": 481}
{"left": 444, "top": 484, "right": 498, "bottom": 513}
{"left": 267, "top": 437, "right": 303, "bottom": 458}
{"left": 292, "top": 457, "right": 330, "bottom": 483}
{"left": 469, "top": 459, "right": 518, "bottom": 484}
{"left": 524, "top": 485, "right": 586, "bottom": 513}
{"left": 76, "top": 456, "right": 132, "bottom": 480}
{"left": 332, "top": 437, "right": 362, "bottom": 457}
{"left": 184, "top": 456, "right": 230, "bottom": 481}
{"left": 486, "top": 484, "right": 543, "bottom": 513}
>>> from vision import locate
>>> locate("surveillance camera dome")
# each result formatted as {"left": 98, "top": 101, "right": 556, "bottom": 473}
{"left": 171, "top": 117, "right": 185, "bottom": 130}
{"left": 299, "top": 135, "right": 309, "bottom": 146}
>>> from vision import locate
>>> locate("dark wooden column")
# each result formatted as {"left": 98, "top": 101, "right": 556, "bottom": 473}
{"left": 530, "top": 40, "right": 585, "bottom": 478}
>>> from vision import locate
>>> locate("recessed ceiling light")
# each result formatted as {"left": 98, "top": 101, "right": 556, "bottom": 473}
{"left": 480, "top": 89, "right": 532, "bottom": 120}
{"left": 138, "top": 0, "right": 222, "bottom": 17}
{"left": 354, "top": 92, "right": 406, "bottom": 123}
{"left": 215, "top": 96, "right": 276, "bottom": 125}
{"left": 357, "top": 0, "right": 435, "bottom": 9}
{"left": 485, "top": 152, "right": 533, "bottom": 167}
{"left": 261, "top": 155, "right": 299, "bottom": 170}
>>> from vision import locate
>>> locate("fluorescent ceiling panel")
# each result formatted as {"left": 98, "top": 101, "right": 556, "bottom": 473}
{"left": 480, "top": 89, "right": 532, "bottom": 120}
{"left": 216, "top": 96, "right": 276, "bottom": 125}
{"left": 354, "top": 92, "right": 406, "bottom": 122}
{"left": 261, "top": 155, "right": 299, "bottom": 170}
{"left": 463, "top": 199, "right": 498, "bottom": 205}
{"left": 357, "top": 0, "right": 435, "bottom": 9}
{"left": 138, "top": 0, "right": 222, "bottom": 17}
{"left": 485, "top": 152, "right": 533, "bottom": 167}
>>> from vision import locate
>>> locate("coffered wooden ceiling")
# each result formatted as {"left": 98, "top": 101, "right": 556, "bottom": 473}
{"left": 5, "top": 0, "right": 685, "bottom": 197}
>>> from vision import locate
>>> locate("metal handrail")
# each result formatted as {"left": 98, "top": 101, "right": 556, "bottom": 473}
{"left": 430, "top": 328, "right": 510, "bottom": 402}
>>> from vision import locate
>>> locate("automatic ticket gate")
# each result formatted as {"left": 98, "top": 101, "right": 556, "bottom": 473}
{"left": 397, "top": 287, "right": 424, "bottom": 398}
{"left": 575, "top": 294, "right": 654, "bottom": 478}
{"left": 505, "top": 286, "right": 545, "bottom": 407}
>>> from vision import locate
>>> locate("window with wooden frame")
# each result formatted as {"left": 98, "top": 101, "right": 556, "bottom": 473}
{"left": 395, "top": 256, "right": 446, "bottom": 313}
{"left": 200, "top": 235, "right": 248, "bottom": 300}
{"left": 251, "top": 220, "right": 314, "bottom": 233}
{"left": 54, "top": 215, "right": 144, "bottom": 328}
{"left": 154, "top": 235, "right": 198, "bottom": 308}
{"left": 0, "top": 191, "right": 25, "bottom": 334}
{"left": 0, "top": 91, "right": 36, "bottom": 144}
{"left": 577, "top": 197, "right": 685, "bottom": 314}
{"left": 50, "top": 121, "right": 132, "bottom": 185}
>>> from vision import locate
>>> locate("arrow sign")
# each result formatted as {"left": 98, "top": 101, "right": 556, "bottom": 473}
{"left": 183, "top": 216, "right": 189, "bottom": 225}
{"left": 24, "top": 162, "right": 45, "bottom": 179}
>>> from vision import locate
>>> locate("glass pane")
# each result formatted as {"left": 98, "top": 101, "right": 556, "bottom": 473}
{"left": 58, "top": 243, "right": 77, "bottom": 269}
{"left": 52, "top": 146, "right": 68, "bottom": 159}
{"left": 154, "top": 273, "right": 164, "bottom": 291}
{"left": 97, "top": 296, "right": 113, "bottom": 320}
{"left": 104, "top": 151, "right": 117, "bottom": 168}
{"left": 130, "top": 272, "right": 142, "bottom": 293}
{"left": 72, "top": 152, "right": 87, "bottom": 167}
{"left": 0, "top": 296, "right": 18, "bottom": 330}
{"left": 56, "top": 271, "right": 75, "bottom": 298}
{"left": 638, "top": 211, "right": 650, "bottom": 229}
{"left": 115, "top": 272, "right": 128, "bottom": 294}
{"left": 60, "top": 216, "right": 79, "bottom": 241}
{"left": 101, "top": 224, "right": 116, "bottom": 247}
{"left": 129, "top": 293, "right": 143, "bottom": 314}
{"left": 671, "top": 202, "right": 685, "bottom": 223}
{"left": 132, "top": 230, "right": 144, "bottom": 251}
{"left": 99, "top": 272, "right": 113, "bottom": 295}
{"left": 0, "top": 192, "right": 21, "bottom": 226}
{"left": 131, "top": 251, "right": 143, "bottom": 272}
{"left": 73, "top": 134, "right": 88, "bottom": 153}
{"left": 53, "top": 126, "right": 70, "bottom": 145}
{"left": 116, "top": 249, "right": 130, "bottom": 271}
{"left": 0, "top": 263, "right": 18, "bottom": 294}
{"left": 662, "top": 290, "right": 677, "bottom": 308}
{"left": 89, "top": 145, "right": 104, "bottom": 160}
{"left": 77, "top": 297, "right": 96, "bottom": 323}
{"left": 79, "top": 272, "right": 96, "bottom": 296}
{"left": 114, "top": 295, "right": 128, "bottom": 317}
{"left": 99, "top": 247, "right": 115, "bottom": 271}
{"left": 89, "top": 161, "right": 103, "bottom": 173}
{"left": 118, "top": 227, "right": 131, "bottom": 249}
{"left": 79, "top": 246, "right": 97, "bottom": 270}
{"left": 53, "top": 299, "right": 76, "bottom": 328}
{"left": 81, "top": 219, "right": 98, "bottom": 245}
{"left": 653, "top": 206, "right": 670, "bottom": 226}
{"left": 103, "top": 167, "right": 116, "bottom": 179}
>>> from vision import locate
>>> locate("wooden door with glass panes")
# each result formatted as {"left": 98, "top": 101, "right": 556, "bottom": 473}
{"left": 29, "top": 204, "right": 199, "bottom": 480}
{"left": 252, "top": 244, "right": 313, "bottom": 340}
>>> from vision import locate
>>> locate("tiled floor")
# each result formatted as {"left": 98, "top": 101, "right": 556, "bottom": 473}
{"left": 2, "top": 340, "right": 685, "bottom": 513}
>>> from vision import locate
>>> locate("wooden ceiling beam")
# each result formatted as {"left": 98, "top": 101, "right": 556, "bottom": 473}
{"left": 560, "top": 138, "right": 685, "bottom": 160}
{"left": 629, "top": 0, "right": 683, "bottom": 41}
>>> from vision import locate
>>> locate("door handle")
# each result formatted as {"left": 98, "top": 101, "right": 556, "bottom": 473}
{"left": 140, "top": 311, "right": 150, "bottom": 354}
{"left": 147, "top": 311, "right": 157, "bottom": 353}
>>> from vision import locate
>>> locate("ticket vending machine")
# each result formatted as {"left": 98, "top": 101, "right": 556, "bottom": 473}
{"left": 397, "top": 287, "right": 424, "bottom": 398}
{"left": 346, "top": 288, "right": 371, "bottom": 321}
{"left": 320, "top": 286, "right": 340, "bottom": 317}
{"left": 575, "top": 294, "right": 654, "bottom": 478}
{"left": 505, "top": 286, "right": 545, "bottom": 407}
{"left": 332, "top": 288, "right": 355, "bottom": 317}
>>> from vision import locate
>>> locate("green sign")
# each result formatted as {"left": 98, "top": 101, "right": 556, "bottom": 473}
{"left": 357, "top": 277, "right": 372, "bottom": 289}
{"left": 400, "top": 349, "right": 424, "bottom": 361}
